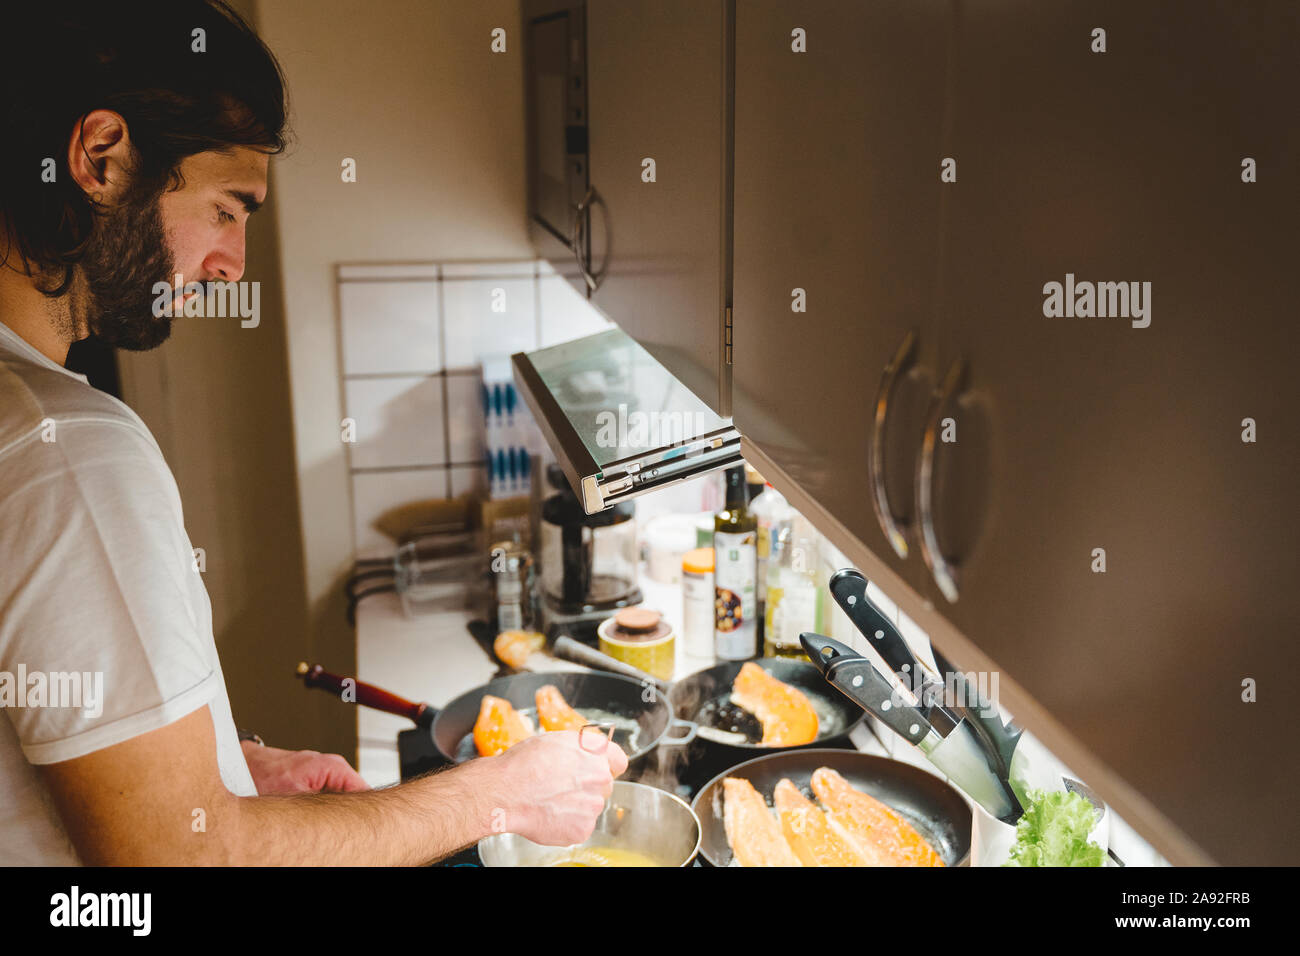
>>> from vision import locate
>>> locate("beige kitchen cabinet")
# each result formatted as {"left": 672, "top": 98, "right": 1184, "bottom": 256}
{"left": 731, "top": 0, "right": 951, "bottom": 598}
{"left": 731, "top": 0, "right": 1298, "bottom": 865}
{"left": 921, "top": 0, "right": 1299, "bottom": 867}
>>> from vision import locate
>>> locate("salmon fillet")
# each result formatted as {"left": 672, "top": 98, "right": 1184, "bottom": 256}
{"left": 473, "top": 695, "right": 535, "bottom": 756}
{"left": 723, "top": 778, "right": 801, "bottom": 867}
{"left": 810, "top": 767, "right": 944, "bottom": 867}
{"left": 730, "top": 661, "right": 819, "bottom": 746}
{"left": 774, "top": 779, "right": 874, "bottom": 867}
{"left": 535, "top": 685, "right": 587, "bottom": 732}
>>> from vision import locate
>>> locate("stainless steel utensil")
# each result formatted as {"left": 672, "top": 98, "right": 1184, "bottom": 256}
{"left": 477, "top": 781, "right": 701, "bottom": 866}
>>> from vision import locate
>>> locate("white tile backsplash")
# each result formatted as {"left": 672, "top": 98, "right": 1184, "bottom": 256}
{"left": 441, "top": 276, "right": 537, "bottom": 369}
{"left": 896, "top": 606, "right": 940, "bottom": 675}
{"left": 339, "top": 279, "right": 440, "bottom": 375}
{"left": 539, "top": 272, "right": 612, "bottom": 346}
{"left": 339, "top": 260, "right": 607, "bottom": 561}
{"left": 445, "top": 372, "right": 486, "bottom": 464}
{"left": 440, "top": 260, "right": 536, "bottom": 278}
{"left": 351, "top": 469, "right": 447, "bottom": 557}
{"left": 344, "top": 376, "right": 446, "bottom": 469}
{"left": 449, "top": 464, "right": 488, "bottom": 498}
{"left": 338, "top": 263, "right": 438, "bottom": 281}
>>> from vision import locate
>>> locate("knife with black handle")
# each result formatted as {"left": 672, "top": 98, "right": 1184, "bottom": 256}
{"left": 799, "top": 631, "right": 934, "bottom": 747}
{"left": 828, "top": 568, "right": 944, "bottom": 710}
{"left": 830, "top": 568, "right": 1026, "bottom": 793}
{"left": 801, "top": 632, "right": 1021, "bottom": 823}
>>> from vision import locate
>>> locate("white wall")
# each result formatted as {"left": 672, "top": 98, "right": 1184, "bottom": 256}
{"left": 255, "top": 0, "right": 533, "bottom": 754}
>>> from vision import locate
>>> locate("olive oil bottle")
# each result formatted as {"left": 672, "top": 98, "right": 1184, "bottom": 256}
{"left": 714, "top": 465, "right": 758, "bottom": 660}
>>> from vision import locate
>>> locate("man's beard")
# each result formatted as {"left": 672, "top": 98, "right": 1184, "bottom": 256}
{"left": 78, "top": 185, "right": 178, "bottom": 352}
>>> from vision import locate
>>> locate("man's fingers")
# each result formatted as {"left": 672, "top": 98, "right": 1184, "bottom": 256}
{"left": 604, "top": 742, "right": 629, "bottom": 777}
{"left": 577, "top": 724, "right": 614, "bottom": 754}
{"left": 317, "top": 754, "right": 371, "bottom": 792}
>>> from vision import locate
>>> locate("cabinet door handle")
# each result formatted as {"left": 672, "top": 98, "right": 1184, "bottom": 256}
{"left": 916, "top": 356, "right": 966, "bottom": 603}
{"left": 870, "top": 328, "right": 917, "bottom": 558}
{"left": 571, "top": 186, "right": 602, "bottom": 293}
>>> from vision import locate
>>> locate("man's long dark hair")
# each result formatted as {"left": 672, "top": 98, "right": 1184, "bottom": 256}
{"left": 0, "top": 0, "right": 290, "bottom": 296}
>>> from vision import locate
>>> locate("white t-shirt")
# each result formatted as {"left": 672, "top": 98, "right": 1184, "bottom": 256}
{"left": 0, "top": 321, "right": 256, "bottom": 865}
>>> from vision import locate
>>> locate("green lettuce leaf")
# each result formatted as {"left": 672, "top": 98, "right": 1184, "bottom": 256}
{"left": 1002, "top": 788, "right": 1105, "bottom": 867}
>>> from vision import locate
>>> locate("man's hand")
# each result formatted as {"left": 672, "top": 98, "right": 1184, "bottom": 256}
{"left": 489, "top": 729, "right": 628, "bottom": 846}
{"left": 240, "top": 741, "right": 370, "bottom": 795}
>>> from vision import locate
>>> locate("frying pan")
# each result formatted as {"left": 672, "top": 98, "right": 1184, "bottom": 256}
{"left": 691, "top": 748, "right": 972, "bottom": 867}
{"left": 668, "top": 658, "right": 865, "bottom": 756}
{"left": 296, "top": 663, "right": 697, "bottom": 768}
{"left": 552, "top": 641, "right": 866, "bottom": 757}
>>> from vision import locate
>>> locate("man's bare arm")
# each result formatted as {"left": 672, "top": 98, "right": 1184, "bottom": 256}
{"left": 38, "top": 704, "right": 625, "bottom": 865}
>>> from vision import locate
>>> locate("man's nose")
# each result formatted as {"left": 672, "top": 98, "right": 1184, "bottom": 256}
{"left": 204, "top": 229, "right": 247, "bottom": 284}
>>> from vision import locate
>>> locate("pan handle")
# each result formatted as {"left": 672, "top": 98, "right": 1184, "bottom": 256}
{"left": 295, "top": 662, "right": 436, "bottom": 728}
{"left": 551, "top": 636, "right": 672, "bottom": 696}
{"left": 658, "top": 718, "right": 699, "bottom": 747}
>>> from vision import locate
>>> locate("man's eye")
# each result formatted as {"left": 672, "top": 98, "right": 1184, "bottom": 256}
{"left": 217, "top": 207, "right": 237, "bottom": 224}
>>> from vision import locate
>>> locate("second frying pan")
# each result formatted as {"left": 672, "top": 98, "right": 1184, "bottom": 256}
{"left": 297, "top": 664, "right": 696, "bottom": 768}
{"left": 668, "top": 658, "right": 865, "bottom": 756}
{"left": 432, "top": 669, "right": 694, "bottom": 764}
{"left": 552, "top": 639, "right": 865, "bottom": 757}
{"left": 691, "top": 748, "right": 972, "bottom": 867}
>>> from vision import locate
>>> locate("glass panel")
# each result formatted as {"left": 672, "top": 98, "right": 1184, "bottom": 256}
{"left": 524, "top": 328, "right": 733, "bottom": 472}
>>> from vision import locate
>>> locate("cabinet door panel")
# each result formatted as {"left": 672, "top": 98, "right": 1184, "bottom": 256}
{"left": 931, "top": 0, "right": 1299, "bottom": 865}
{"left": 733, "top": 0, "right": 950, "bottom": 587}
{"left": 585, "top": 0, "right": 728, "bottom": 412}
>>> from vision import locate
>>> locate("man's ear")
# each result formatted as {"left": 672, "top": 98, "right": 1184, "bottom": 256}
{"left": 66, "top": 110, "right": 135, "bottom": 205}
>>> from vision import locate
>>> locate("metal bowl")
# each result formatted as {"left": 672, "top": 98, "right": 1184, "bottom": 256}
{"left": 477, "top": 781, "right": 701, "bottom": 867}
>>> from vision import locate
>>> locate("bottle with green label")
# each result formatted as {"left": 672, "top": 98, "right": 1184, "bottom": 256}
{"left": 714, "top": 465, "right": 758, "bottom": 660}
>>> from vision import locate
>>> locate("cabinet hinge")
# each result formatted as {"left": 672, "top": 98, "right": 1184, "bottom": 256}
{"left": 724, "top": 304, "right": 734, "bottom": 366}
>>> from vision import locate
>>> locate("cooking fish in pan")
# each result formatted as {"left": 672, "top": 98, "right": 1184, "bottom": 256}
{"left": 474, "top": 685, "right": 604, "bottom": 755}
{"left": 473, "top": 695, "right": 535, "bottom": 756}
{"left": 720, "top": 766, "right": 947, "bottom": 867}
{"left": 722, "top": 777, "right": 802, "bottom": 867}
{"left": 730, "top": 661, "right": 819, "bottom": 746}
{"left": 811, "top": 767, "right": 944, "bottom": 867}
{"left": 535, "top": 684, "right": 589, "bottom": 732}
{"left": 773, "top": 779, "right": 874, "bottom": 867}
